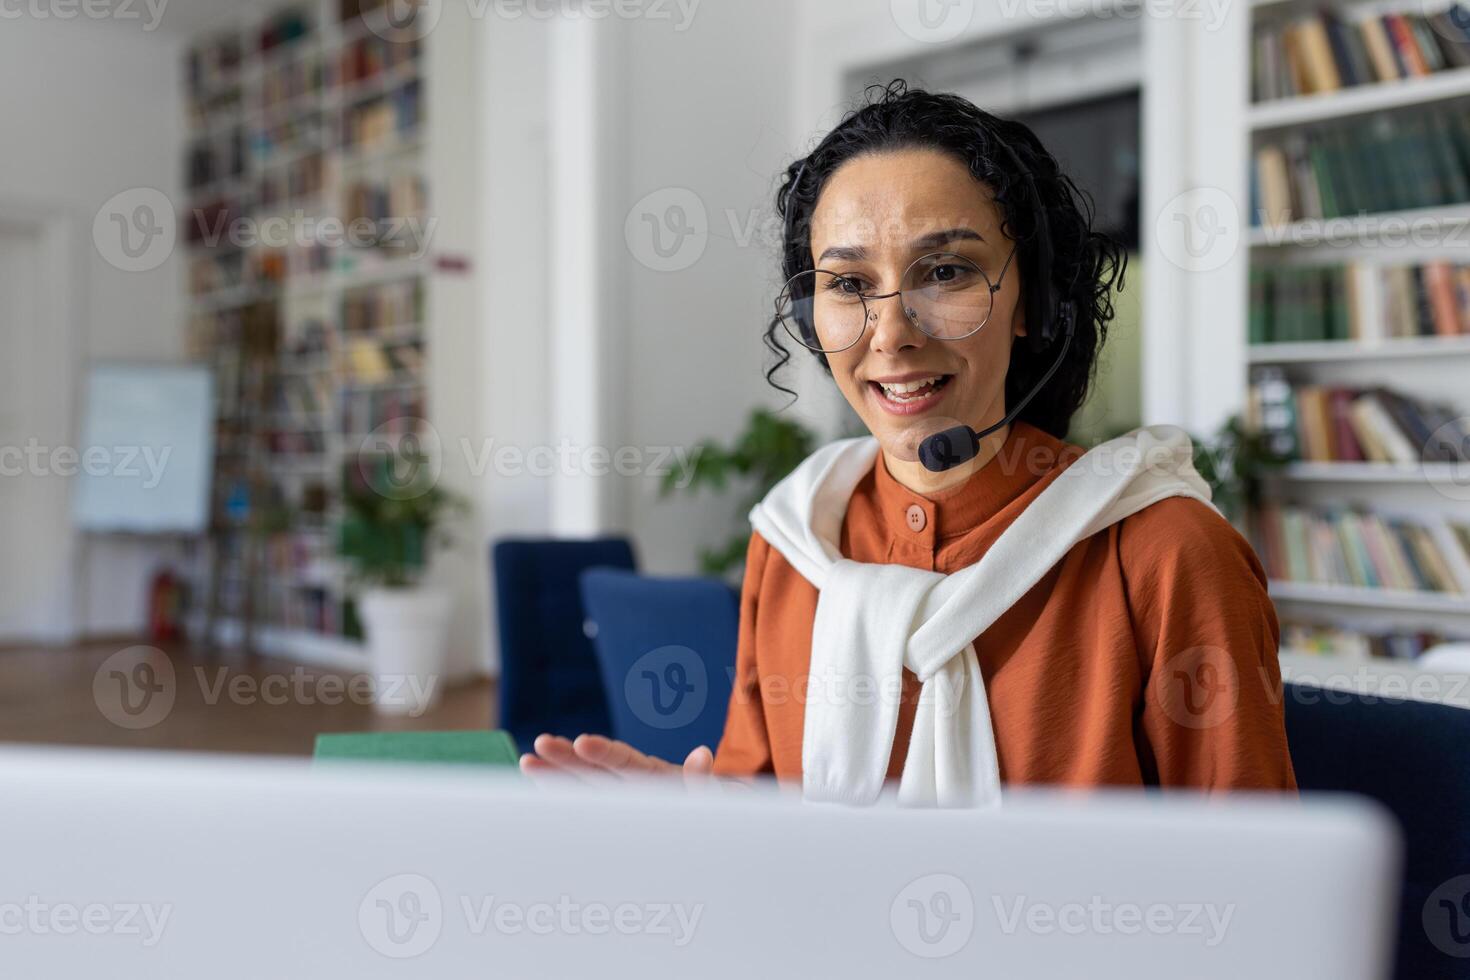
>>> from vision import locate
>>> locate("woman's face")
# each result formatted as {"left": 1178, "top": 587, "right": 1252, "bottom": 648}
{"left": 806, "top": 147, "right": 1026, "bottom": 467}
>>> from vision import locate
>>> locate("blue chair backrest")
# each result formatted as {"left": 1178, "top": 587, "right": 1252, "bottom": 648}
{"left": 578, "top": 568, "right": 739, "bottom": 764}
{"left": 491, "top": 538, "right": 636, "bottom": 752}
{"left": 1283, "top": 681, "right": 1470, "bottom": 979}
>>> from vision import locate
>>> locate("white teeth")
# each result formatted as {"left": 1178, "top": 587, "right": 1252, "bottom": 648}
{"left": 878, "top": 375, "right": 944, "bottom": 399}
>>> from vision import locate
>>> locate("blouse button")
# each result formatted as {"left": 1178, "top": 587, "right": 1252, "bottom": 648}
{"left": 905, "top": 504, "right": 927, "bottom": 532}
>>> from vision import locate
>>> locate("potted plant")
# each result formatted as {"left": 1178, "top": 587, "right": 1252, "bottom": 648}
{"left": 338, "top": 449, "right": 466, "bottom": 715}
{"left": 660, "top": 408, "right": 818, "bottom": 577}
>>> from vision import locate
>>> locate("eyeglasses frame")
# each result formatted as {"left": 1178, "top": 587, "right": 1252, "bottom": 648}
{"left": 778, "top": 244, "right": 1019, "bottom": 354}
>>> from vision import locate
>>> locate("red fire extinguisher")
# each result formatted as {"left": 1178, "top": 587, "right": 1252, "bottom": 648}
{"left": 148, "top": 569, "right": 184, "bottom": 644}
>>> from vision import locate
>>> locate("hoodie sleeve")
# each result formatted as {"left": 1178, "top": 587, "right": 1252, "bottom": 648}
{"left": 1118, "top": 496, "right": 1298, "bottom": 791}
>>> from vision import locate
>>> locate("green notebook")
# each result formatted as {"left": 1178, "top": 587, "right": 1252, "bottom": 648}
{"left": 313, "top": 730, "right": 521, "bottom": 769}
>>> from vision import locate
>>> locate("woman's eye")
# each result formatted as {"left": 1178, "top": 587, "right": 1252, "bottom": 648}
{"left": 823, "top": 276, "right": 866, "bottom": 296}
{"left": 925, "top": 264, "right": 976, "bottom": 286}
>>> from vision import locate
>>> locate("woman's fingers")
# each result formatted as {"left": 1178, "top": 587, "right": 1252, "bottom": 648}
{"left": 529, "top": 733, "right": 585, "bottom": 768}
{"left": 519, "top": 733, "right": 716, "bottom": 785}
{"left": 683, "top": 745, "right": 714, "bottom": 777}
{"left": 680, "top": 745, "right": 715, "bottom": 788}
{"left": 572, "top": 734, "right": 677, "bottom": 776}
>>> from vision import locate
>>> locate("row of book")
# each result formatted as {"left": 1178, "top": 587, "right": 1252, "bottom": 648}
{"left": 255, "top": 150, "right": 325, "bottom": 209}
{"left": 189, "top": 250, "right": 249, "bottom": 297}
{"left": 262, "top": 582, "right": 340, "bottom": 636}
{"left": 259, "top": 49, "right": 326, "bottom": 119}
{"left": 258, "top": 34, "right": 420, "bottom": 121}
{"left": 342, "top": 277, "right": 423, "bottom": 333}
{"left": 1282, "top": 619, "right": 1465, "bottom": 659}
{"left": 339, "top": 35, "right": 421, "bottom": 88}
{"left": 273, "top": 373, "right": 332, "bottom": 422}
{"left": 343, "top": 174, "right": 427, "bottom": 228}
{"left": 1253, "top": 504, "right": 1470, "bottom": 593}
{"left": 284, "top": 318, "right": 331, "bottom": 358}
{"left": 1249, "top": 261, "right": 1470, "bottom": 345}
{"left": 343, "top": 338, "right": 424, "bottom": 384}
{"left": 186, "top": 35, "right": 245, "bottom": 126}
{"left": 1246, "top": 373, "right": 1469, "bottom": 463}
{"left": 249, "top": 113, "right": 328, "bottom": 167}
{"left": 1252, "top": 4, "right": 1470, "bottom": 103}
{"left": 187, "top": 128, "right": 247, "bottom": 193}
{"left": 1252, "top": 107, "right": 1470, "bottom": 224}
{"left": 341, "top": 80, "right": 422, "bottom": 152}
{"left": 338, "top": 387, "right": 425, "bottom": 437}
{"left": 267, "top": 428, "right": 328, "bottom": 457}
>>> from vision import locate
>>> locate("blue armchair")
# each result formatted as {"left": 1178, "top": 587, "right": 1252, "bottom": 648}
{"left": 491, "top": 538, "right": 636, "bottom": 752}
{"left": 578, "top": 568, "right": 740, "bottom": 764}
{"left": 1284, "top": 681, "right": 1470, "bottom": 980}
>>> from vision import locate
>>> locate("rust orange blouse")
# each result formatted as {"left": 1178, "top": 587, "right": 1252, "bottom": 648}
{"left": 712, "top": 421, "right": 1298, "bottom": 791}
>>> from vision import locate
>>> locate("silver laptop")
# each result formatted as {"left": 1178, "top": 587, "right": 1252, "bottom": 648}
{"left": 0, "top": 747, "right": 1399, "bottom": 978}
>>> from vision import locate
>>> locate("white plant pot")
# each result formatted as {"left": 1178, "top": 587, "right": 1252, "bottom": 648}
{"left": 358, "top": 587, "right": 452, "bottom": 716}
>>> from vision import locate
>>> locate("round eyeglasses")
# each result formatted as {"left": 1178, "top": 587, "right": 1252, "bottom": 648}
{"left": 776, "top": 248, "right": 1016, "bottom": 354}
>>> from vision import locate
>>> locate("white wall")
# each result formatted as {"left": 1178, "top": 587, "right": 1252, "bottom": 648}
{"left": 0, "top": 17, "right": 184, "bottom": 639}
{"left": 611, "top": 0, "right": 840, "bottom": 573}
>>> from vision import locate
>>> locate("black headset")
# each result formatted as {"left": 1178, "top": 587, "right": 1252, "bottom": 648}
{"left": 781, "top": 126, "right": 1078, "bottom": 472}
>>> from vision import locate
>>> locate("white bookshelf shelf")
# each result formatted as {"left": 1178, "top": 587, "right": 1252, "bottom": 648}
{"left": 1247, "top": 335, "right": 1470, "bottom": 363}
{"left": 1249, "top": 66, "right": 1470, "bottom": 131}
{"left": 1269, "top": 581, "right": 1470, "bottom": 615}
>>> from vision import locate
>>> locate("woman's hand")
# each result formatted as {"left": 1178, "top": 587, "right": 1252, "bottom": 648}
{"left": 519, "top": 733, "right": 714, "bottom": 782}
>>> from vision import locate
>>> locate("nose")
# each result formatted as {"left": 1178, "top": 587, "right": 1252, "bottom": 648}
{"left": 867, "top": 291, "right": 927, "bottom": 355}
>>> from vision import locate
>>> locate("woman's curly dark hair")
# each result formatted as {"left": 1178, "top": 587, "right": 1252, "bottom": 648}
{"left": 765, "top": 79, "right": 1126, "bottom": 440}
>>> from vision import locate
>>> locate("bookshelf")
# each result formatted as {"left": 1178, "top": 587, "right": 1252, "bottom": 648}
{"left": 1242, "top": 0, "right": 1470, "bottom": 673}
{"left": 183, "top": 0, "right": 436, "bottom": 663}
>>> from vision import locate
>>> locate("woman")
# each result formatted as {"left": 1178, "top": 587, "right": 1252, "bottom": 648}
{"left": 522, "top": 81, "right": 1296, "bottom": 797}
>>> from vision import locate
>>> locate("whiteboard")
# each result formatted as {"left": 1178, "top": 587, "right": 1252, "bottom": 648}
{"left": 71, "top": 363, "right": 215, "bottom": 534}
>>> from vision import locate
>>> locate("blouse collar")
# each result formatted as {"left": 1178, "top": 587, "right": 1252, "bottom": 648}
{"left": 869, "top": 422, "right": 1079, "bottom": 541}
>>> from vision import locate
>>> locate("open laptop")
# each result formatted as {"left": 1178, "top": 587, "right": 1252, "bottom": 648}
{"left": 0, "top": 747, "right": 1399, "bottom": 979}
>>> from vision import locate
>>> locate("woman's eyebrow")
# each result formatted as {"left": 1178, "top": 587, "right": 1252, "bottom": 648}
{"left": 816, "top": 244, "right": 868, "bottom": 263}
{"left": 816, "top": 227, "right": 984, "bottom": 264}
{"left": 911, "top": 227, "right": 985, "bottom": 250}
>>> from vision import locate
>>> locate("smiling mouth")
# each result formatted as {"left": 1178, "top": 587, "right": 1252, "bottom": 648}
{"left": 869, "top": 374, "right": 953, "bottom": 408}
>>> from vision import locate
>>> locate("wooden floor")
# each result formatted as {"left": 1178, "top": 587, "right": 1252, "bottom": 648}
{"left": 0, "top": 640, "right": 497, "bottom": 757}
